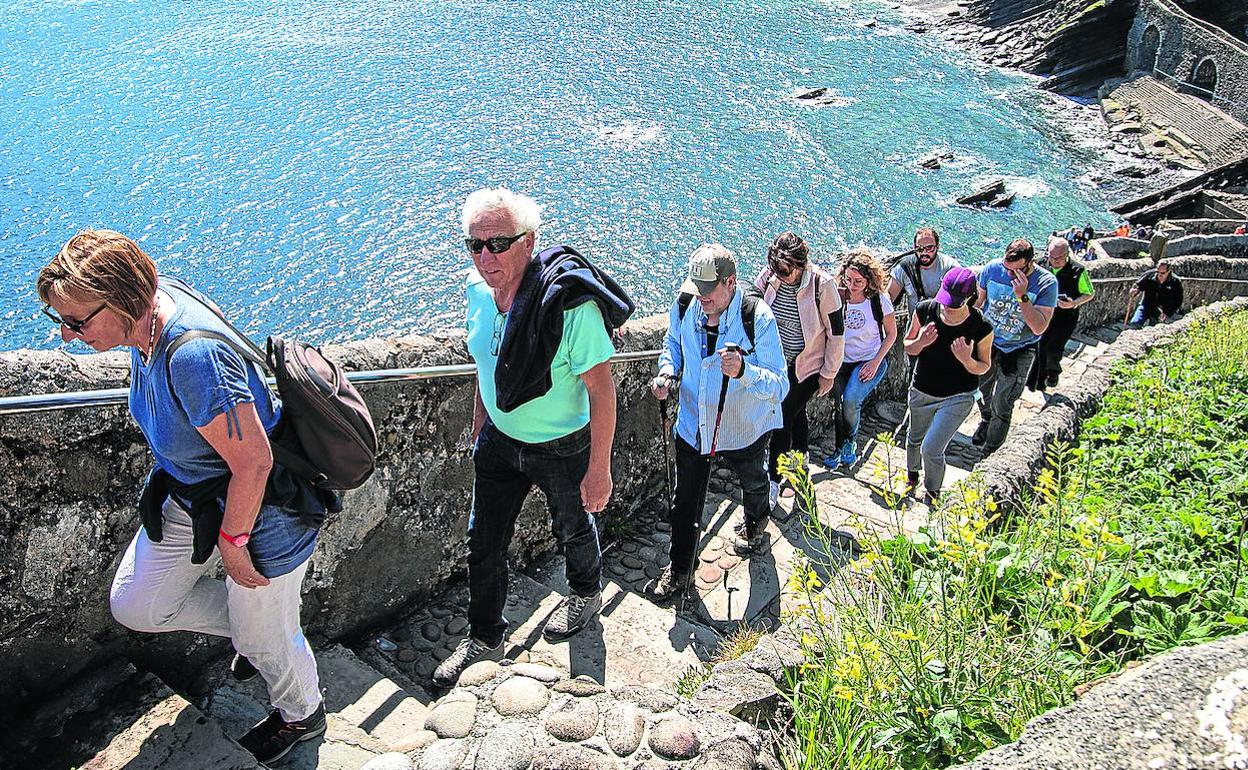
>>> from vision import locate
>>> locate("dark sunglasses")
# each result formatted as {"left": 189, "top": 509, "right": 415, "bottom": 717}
{"left": 465, "top": 232, "right": 528, "bottom": 255}
{"left": 1004, "top": 254, "right": 1030, "bottom": 264}
{"left": 42, "top": 303, "right": 107, "bottom": 334}
{"left": 915, "top": 244, "right": 938, "bottom": 254}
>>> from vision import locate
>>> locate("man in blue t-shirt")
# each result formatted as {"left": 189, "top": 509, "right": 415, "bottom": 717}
{"left": 972, "top": 239, "right": 1058, "bottom": 455}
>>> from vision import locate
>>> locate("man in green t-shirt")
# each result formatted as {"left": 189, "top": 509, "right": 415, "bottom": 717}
{"left": 433, "top": 187, "right": 624, "bottom": 689}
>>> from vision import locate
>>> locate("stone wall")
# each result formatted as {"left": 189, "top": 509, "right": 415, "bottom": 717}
{"left": 1126, "top": 0, "right": 1248, "bottom": 124}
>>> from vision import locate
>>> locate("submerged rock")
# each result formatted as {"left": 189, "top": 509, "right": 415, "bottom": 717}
{"left": 956, "top": 179, "right": 1007, "bottom": 206}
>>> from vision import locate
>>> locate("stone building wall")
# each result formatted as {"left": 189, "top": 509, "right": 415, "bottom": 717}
{"left": 1126, "top": 0, "right": 1248, "bottom": 125}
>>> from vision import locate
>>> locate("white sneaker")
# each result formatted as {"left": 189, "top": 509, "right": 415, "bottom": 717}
{"left": 769, "top": 480, "right": 780, "bottom": 509}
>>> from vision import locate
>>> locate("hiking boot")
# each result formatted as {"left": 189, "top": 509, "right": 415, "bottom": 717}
{"left": 231, "top": 653, "right": 258, "bottom": 682}
{"left": 906, "top": 471, "right": 920, "bottom": 494}
{"left": 732, "top": 521, "right": 769, "bottom": 556}
{"left": 1045, "top": 373, "right": 1060, "bottom": 389}
{"left": 971, "top": 421, "right": 989, "bottom": 447}
{"left": 837, "top": 440, "right": 857, "bottom": 468}
{"left": 542, "top": 591, "right": 602, "bottom": 642}
{"left": 432, "top": 636, "right": 504, "bottom": 689}
{"left": 646, "top": 566, "right": 692, "bottom": 601}
{"left": 768, "top": 480, "right": 780, "bottom": 509}
{"left": 238, "top": 702, "right": 326, "bottom": 765}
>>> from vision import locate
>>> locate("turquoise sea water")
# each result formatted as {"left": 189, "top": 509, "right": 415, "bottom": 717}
{"left": 1, "top": 0, "right": 1117, "bottom": 352}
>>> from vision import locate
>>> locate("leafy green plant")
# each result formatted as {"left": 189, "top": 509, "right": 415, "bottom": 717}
{"left": 776, "top": 310, "right": 1248, "bottom": 769}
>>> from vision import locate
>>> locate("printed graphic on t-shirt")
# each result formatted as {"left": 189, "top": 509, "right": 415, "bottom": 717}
{"left": 845, "top": 306, "right": 867, "bottom": 331}
{"left": 983, "top": 281, "right": 1032, "bottom": 343}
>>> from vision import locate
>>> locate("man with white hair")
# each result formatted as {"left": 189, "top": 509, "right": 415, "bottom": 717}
{"left": 433, "top": 187, "right": 633, "bottom": 688}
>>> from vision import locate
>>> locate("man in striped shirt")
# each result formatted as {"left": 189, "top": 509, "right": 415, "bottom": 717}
{"left": 647, "top": 244, "right": 788, "bottom": 600}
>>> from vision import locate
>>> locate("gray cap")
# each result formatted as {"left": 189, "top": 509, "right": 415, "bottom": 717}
{"left": 680, "top": 244, "right": 737, "bottom": 296}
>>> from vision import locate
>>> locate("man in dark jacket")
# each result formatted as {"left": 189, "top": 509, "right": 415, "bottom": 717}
{"left": 434, "top": 187, "right": 631, "bottom": 688}
{"left": 1031, "top": 237, "right": 1095, "bottom": 390}
{"left": 1128, "top": 261, "right": 1183, "bottom": 327}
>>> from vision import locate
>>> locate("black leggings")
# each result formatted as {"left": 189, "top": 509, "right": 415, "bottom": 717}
{"left": 768, "top": 361, "right": 821, "bottom": 480}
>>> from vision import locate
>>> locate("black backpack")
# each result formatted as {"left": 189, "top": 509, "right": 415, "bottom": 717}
{"left": 676, "top": 285, "right": 765, "bottom": 349}
{"left": 161, "top": 277, "right": 377, "bottom": 491}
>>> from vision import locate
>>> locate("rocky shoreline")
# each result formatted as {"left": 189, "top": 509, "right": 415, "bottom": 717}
{"left": 885, "top": 0, "right": 1198, "bottom": 210}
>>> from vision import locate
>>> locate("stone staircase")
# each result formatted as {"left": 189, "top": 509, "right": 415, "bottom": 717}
{"left": 1103, "top": 76, "right": 1248, "bottom": 168}
{"left": 20, "top": 327, "right": 1123, "bottom": 770}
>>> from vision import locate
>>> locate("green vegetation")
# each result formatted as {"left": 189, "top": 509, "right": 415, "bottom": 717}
{"left": 778, "top": 311, "right": 1248, "bottom": 770}
{"left": 673, "top": 625, "right": 768, "bottom": 698}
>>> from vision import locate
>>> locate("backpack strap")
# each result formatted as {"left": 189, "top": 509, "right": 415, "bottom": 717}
{"left": 900, "top": 256, "right": 927, "bottom": 301}
{"left": 677, "top": 291, "right": 694, "bottom": 321}
{"left": 869, "top": 294, "right": 885, "bottom": 341}
{"left": 159, "top": 276, "right": 271, "bottom": 367}
{"left": 740, "top": 285, "right": 763, "bottom": 350}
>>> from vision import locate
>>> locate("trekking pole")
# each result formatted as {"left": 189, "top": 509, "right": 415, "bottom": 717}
{"left": 1123, "top": 293, "right": 1137, "bottom": 326}
{"left": 681, "top": 345, "right": 737, "bottom": 613}
{"left": 709, "top": 343, "right": 738, "bottom": 457}
{"left": 657, "top": 379, "right": 675, "bottom": 507}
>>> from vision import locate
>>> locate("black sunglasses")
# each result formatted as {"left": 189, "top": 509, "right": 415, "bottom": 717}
{"left": 43, "top": 303, "right": 107, "bottom": 334}
{"left": 465, "top": 232, "right": 528, "bottom": 255}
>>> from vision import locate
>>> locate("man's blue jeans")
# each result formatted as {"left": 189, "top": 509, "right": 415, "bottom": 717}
{"left": 467, "top": 421, "right": 602, "bottom": 647}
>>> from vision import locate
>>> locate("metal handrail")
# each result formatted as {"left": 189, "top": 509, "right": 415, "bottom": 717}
{"left": 0, "top": 348, "right": 664, "bottom": 416}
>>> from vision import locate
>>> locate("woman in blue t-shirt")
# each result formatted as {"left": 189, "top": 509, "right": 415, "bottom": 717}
{"left": 37, "top": 229, "right": 324, "bottom": 765}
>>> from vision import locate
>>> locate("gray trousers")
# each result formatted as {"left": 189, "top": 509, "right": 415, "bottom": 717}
{"left": 907, "top": 389, "right": 975, "bottom": 496}
{"left": 977, "top": 345, "right": 1037, "bottom": 455}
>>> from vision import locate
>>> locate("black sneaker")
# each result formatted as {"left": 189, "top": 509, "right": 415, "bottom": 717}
{"left": 431, "top": 636, "right": 504, "bottom": 689}
{"left": 646, "top": 566, "right": 692, "bottom": 600}
{"left": 231, "top": 653, "right": 258, "bottom": 682}
{"left": 237, "top": 702, "right": 326, "bottom": 765}
{"left": 1045, "top": 373, "right": 1060, "bottom": 389}
{"left": 542, "top": 591, "right": 602, "bottom": 642}
{"left": 906, "top": 471, "right": 920, "bottom": 493}
{"left": 971, "top": 421, "right": 989, "bottom": 447}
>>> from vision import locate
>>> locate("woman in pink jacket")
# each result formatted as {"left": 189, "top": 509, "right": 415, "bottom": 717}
{"left": 754, "top": 232, "right": 845, "bottom": 505}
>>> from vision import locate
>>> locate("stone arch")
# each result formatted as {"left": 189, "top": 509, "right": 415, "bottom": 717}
{"left": 1139, "top": 24, "right": 1161, "bottom": 73}
{"left": 1191, "top": 56, "right": 1218, "bottom": 97}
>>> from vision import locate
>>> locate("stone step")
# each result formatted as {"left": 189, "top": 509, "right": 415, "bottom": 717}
{"left": 31, "top": 662, "right": 263, "bottom": 770}
{"left": 370, "top": 565, "right": 722, "bottom": 694}
{"left": 201, "top": 644, "right": 431, "bottom": 769}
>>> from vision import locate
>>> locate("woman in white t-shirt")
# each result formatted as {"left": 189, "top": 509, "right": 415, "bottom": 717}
{"left": 831, "top": 249, "right": 897, "bottom": 468}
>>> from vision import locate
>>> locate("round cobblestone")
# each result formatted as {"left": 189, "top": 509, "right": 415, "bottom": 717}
{"left": 649, "top": 716, "right": 701, "bottom": 759}
{"left": 532, "top": 744, "right": 619, "bottom": 770}
{"left": 416, "top": 738, "right": 468, "bottom": 770}
{"left": 621, "top": 554, "right": 644, "bottom": 569}
{"left": 457, "top": 660, "right": 500, "bottom": 686}
{"left": 360, "top": 753, "right": 412, "bottom": 770}
{"left": 445, "top": 617, "right": 468, "bottom": 635}
{"left": 512, "top": 662, "right": 562, "bottom": 683}
{"left": 544, "top": 696, "right": 600, "bottom": 742}
{"left": 424, "top": 695, "right": 477, "bottom": 738}
{"left": 474, "top": 723, "right": 534, "bottom": 770}
{"left": 553, "top": 676, "right": 607, "bottom": 697}
{"left": 397, "top": 648, "right": 418, "bottom": 663}
{"left": 603, "top": 702, "right": 645, "bottom": 757}
{"left": 492, "top": 674, "right": 551, "bottom": 716}
{"left": 420, "top": 622, "right": 442, "bottom": 642}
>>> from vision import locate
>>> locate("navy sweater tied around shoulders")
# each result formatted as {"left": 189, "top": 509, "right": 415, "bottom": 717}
{"left": 494, "top": 244, "right": 635, "bottom": 413}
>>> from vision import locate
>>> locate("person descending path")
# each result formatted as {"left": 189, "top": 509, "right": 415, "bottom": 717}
{"left": 972, "top": 239, "right": 1057, "bottom": 456}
